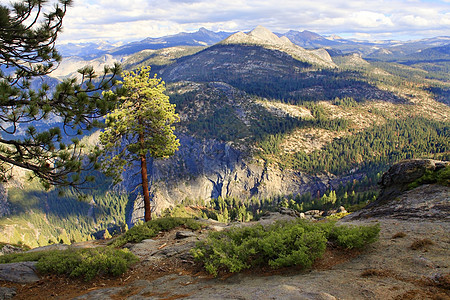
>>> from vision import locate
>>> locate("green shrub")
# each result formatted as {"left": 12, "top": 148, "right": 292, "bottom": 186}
{"left": 191, "top": 220, "right": 379, "bottom": 276}
{"left": 0, "top": 250, "right": 55, "bottom": 264}
{"left": 328, "top": 223, "right": 380, "bottom": 249}
{"left": 0, "top": 247, "right": 138, "bottom": 281}
{"left": 36, "top": 247, "right": 138, "bottom": 281}
{"left": 110, "top": 217, "right": 201, "bottom": 247}
{"left": 409, "top": 165, "right": 450, "bottom": 189}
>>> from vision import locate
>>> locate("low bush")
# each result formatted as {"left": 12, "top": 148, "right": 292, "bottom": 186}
{"left": 191, "top": 220, "right": 379, "bottom": 276}
{"left": 328, "top": 223, "right": 380, "bottom": 249}
{"left": 110, "top": 217, "right": 201, "bottom": 247}
{"left": 0, "top": 247, "right": 138, "bottom": 281}
{"left": 36, "top": 247, "right": 138, "bottom": 281}
{"left": 0, "top": 250, "right": 54, "bottom": 264}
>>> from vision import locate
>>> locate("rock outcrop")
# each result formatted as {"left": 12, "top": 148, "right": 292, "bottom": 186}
{"left": 345, "top": 159, "right": 449, "bottom": 220}
{"left": 377, "top": 159, "right": 448, "bottom": 204}
{"left": 0, "top": 262, "right": 40, "bottom": 283}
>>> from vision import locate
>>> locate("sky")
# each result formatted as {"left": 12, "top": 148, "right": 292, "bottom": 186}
{"left": 49, "top": 0, "right": 450, "bottom": 44}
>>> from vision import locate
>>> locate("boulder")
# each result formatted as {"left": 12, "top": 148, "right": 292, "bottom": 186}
{"left": 175, "top": 231, "right": 197, "bottom": 239}
{"left": 279, "top": 207, "right": 301, "bottom": 217}
{"left": 128, "top": 239, "right": 159, "bottom": 259}
{"left": 0, "top": 261, "right": 40, "bottom": 283}
{"left": 336, "top": 206, "right": 347, "bottom": 214}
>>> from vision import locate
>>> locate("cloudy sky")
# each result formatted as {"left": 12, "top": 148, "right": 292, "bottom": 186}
{"left": 57, "top": 0, "right": 450, "bottom": 44}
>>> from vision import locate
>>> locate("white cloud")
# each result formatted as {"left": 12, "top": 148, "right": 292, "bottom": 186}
{"left": 57, "top": 0, "right": 450, "bottom": 43}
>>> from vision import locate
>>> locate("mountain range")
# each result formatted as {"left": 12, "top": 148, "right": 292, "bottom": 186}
{"left": 57, "top": 26, "right": 450, "bottom": 59}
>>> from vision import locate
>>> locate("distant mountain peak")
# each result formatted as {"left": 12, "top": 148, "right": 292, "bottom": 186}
{"left": 220, "top": 26, "right": 336, "bottom": 68}
{"left": 222, "top": 26, "right": 292, "bottom": 48}
{"left": 248, "top": 25, "right": 281, "bottom": 44}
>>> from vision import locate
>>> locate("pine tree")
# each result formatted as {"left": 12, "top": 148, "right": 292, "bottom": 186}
{"left": 100, "top": 67, "right": 180, "bottom": 221}
{"left": 0, "top": 0, "right": 121, "bottom": 188}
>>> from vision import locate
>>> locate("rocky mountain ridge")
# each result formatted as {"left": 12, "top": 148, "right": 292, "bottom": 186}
{"left": 57, "top": 26, "right": 450, "bottom": 60}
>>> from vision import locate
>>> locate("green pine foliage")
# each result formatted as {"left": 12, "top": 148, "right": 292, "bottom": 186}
{"left": 0, "top": 0, "right": 121, "bottom": 187}
{"left": 191, "top": 220, "right": 379, "bottom": 276}
{"left": 262, "top": 117, "right": 449, "bottom": 175}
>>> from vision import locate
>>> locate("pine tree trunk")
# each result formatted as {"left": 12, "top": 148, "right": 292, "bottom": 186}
{"left": 140, "top": 153, "right": 151, "bottom": 222}
{"left": 139, "top": 130, "right": 152, "bottom": 222}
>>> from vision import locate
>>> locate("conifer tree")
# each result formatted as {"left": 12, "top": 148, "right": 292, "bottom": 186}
{"left": 100, "top": 67, "right": 180, "bottom": 221}
{"left": 0, "top": 0, "right": 121, "bottom": 187}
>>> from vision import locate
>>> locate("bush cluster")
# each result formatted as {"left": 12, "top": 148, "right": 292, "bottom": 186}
{"left": 109, "top": 217, "right": 201, "bottom": 247}
{"left": 36, "top": 247, "right": 138, "bottom": 281}
{"left": 191, "top": 220, "right": 380, "bottom": 276}
{"left": 0, "top": 247, "right": 138, "bottom": 281}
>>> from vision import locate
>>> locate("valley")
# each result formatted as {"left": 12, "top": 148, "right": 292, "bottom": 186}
{"left": 0, "top": 26, "right": 449, "bottom": 248}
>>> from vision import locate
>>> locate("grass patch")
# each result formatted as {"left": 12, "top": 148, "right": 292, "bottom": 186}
{"left": 392, "top": 232, "right": 407, "bottom": 239}
{"left": 191, "top": 220, "right": 379, "bottom": 276}
{"left": 361, "top": 268, "right": 390, "bottom": 277}
{"left": 410, "top": 238, "right": 434, "bottom": 250}
{"left": 0, "top": 250, "right": 53, "bottom": 264}
{"left": 109, "top": 217, "right": 202, "bottom": 248}
{"left": 0, "top": 247, "right": 138, "bottom": 281}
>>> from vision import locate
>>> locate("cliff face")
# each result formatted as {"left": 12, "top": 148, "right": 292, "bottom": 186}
{"left": 126, "top": 134, "right": 364, "bottom": 221}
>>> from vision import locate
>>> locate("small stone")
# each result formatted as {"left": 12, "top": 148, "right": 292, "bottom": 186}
{"left": 206, "top": 225, "right": 226, "bottom": 232}
{"left": 175, "top": 231, "right": 197, "bottom": 239}
{"left": 336, "top": 206, "right": 347, "bottom": 213}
